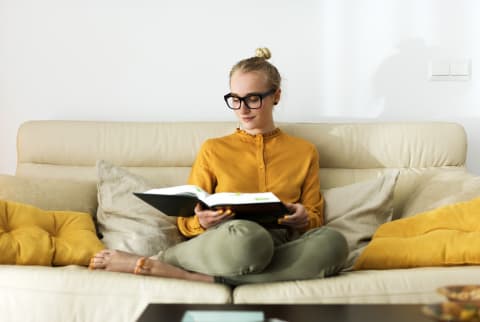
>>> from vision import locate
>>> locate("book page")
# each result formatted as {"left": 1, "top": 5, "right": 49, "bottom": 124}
{"left": 143, "top": 185, "right": 209, "bottom": 199}
{"left": 203, "top": 192, "right": 281, "bottom": 207}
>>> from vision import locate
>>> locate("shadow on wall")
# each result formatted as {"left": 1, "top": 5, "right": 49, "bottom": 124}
{"left": 371, "top": 37, "right": 480, "bottom": 175}
{"left": 372, "top": 38, "right": 433, "bottom": 120}
{"left": 373, "top": 37, "right": 472, "bottom": 120}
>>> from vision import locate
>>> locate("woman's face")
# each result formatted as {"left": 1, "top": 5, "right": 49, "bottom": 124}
{"left": 229, "top": 70, "right": 280, "bottom": 135}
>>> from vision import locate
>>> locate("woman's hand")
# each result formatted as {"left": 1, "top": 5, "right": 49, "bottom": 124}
{"left": 195, "top": 203, "right": 234, "bottom": 229}
{"left": 279, "top": 203, "right": 309, "bottom": 230}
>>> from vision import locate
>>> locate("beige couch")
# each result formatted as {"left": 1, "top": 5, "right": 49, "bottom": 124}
{"left": 1, "top": 120, "right": 480, "bottom": 322}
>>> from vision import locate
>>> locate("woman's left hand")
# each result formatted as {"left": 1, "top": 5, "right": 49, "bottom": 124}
{"left": 279, "top": 203, "right": 309, "bottom": 230}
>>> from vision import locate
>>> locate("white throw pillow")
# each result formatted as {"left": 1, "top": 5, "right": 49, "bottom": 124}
{"left": 402, "top": 171, "right": 480, "bottom": 218}
{"left": 96, "top": 160, "right": 184, "bottom": 257}
{"left": 324, "top": 170, "right": 399, "bottom": 270}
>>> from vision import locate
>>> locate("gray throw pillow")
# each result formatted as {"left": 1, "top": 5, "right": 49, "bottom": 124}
{"left": 96, "top": 160, "right": 184, "bottom": 257}
{"left": 324, "top": 170, "right": 399, "bottom": 270}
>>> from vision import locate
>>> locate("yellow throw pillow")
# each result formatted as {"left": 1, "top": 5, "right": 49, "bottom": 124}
{"left": 0, "top": 199, "right": 104, "bottom": 266}
{"left": 354, "top": 196, "right": 480, "bottom": 270}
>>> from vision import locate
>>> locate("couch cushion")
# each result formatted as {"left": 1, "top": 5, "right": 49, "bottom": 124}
{"left": 324, "top": 171, "right": 399, "bottom": 270}
{"left": 0, "top": 265, "right": 232, "bottom": 322}
{"left": 232, "top": 266, "right": 480, "bottom": 304}
{"left": 96, "top": 160, "right": 184, "bottom": 257}
{"left": 0, "top": 174, "right": 97, "bottom": 217}
{"left": 0, "top": 200, "right": 104, "bottom": 265}
{"left": 354, "top": 197, "right": 480, "bottom": 269}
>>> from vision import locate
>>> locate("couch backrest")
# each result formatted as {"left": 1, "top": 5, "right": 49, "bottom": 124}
{"left": 16, "top": 120, "right": 467, "bottom": 218}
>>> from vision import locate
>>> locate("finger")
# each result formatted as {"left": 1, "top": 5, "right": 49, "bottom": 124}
{"left": 284, "top": 203, "right": 296, "bottom": 213}
{"left": 194, "top": 203, "right": 204, "bottom": 214}
{"left": 278, "top": 215, "right": 292, "bottom": 225}
{"left": 210, "top": 208, "right": 233, "bottom": 217}
{"left": 215, "top": 211, "right": 235, "bottom": 221}
{"left": 280, "top": 214, "right": 308, "bottom": 227}
{"left": 281, "top": 212, "right": 301, "bottom": 222}
{"left": 200, "top": 208, "right": 223, "bottom": 218}
{"left": 294, "top": 218, "right": 309, "bottom": 228}
{"left": 211, "top": 211, "right": 235, "bottom": 224}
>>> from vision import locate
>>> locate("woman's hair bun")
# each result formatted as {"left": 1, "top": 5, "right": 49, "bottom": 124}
{"left": 255, "top": 47, "right": 271, "bottom": 60}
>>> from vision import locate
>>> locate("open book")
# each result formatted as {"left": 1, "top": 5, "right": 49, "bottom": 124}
{"left": 134, "top": 185, "right": 290, "bottom": 225}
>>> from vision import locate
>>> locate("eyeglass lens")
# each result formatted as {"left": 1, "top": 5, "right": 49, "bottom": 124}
{"left": 226, "top": 95, "right": 262, "bottom": 109}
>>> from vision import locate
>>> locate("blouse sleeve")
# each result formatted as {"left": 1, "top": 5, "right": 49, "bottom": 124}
{"left": 176, "top": 141, "right": 217, "bottom": 238}
{"left": 299, "top": 145, "right": 325, "bottom": 231}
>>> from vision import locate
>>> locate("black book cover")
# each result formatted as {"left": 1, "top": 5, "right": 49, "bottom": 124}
{"left": 133, "top": 192, "right": 289, "bottom": 225}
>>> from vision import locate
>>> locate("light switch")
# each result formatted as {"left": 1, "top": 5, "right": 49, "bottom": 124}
{"left": 450, "top": 60, "right": 470, "bottom": 76}
{"left": 430, "top": 61, "right": 450, "bottom": 76}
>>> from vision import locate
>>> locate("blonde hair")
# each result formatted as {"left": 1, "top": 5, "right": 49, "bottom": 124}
{"left": 229, "top": 47, "right": 281, "bottom": 90}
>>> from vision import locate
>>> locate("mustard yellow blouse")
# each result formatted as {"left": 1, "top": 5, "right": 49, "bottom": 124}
{"left": 177, "top": 128, "right": 324, "bottom": 237}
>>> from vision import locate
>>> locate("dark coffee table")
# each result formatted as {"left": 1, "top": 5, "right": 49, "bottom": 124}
{"left": 136, "top": 303, "right": 432, "bottom": 322}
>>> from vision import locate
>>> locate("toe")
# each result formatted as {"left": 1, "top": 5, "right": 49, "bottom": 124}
{"left": 93, "top": 249, "right": 113, "bottom": 259}
{"left": 89, "top": 256, "right": 107, "bottom": 270}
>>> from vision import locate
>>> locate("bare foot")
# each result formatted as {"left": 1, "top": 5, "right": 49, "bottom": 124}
{"left": 89, "top": 249, "right": 214, "bottom": 283}
{"left": 89, "top": 249, "right": 140, "bottom": 273}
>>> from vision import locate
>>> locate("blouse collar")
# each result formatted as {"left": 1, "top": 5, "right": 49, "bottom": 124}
{"left": 235, "top": 127, "right": 282, "bottom": 140}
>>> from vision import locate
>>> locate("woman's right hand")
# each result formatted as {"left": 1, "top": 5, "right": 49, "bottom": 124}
{"left": 195, "top": 203, "right": 234, "bottom": 229}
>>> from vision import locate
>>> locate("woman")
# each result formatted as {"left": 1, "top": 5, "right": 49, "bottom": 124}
{"left": 89, "top": 48, "right": 348, "bottom": 285}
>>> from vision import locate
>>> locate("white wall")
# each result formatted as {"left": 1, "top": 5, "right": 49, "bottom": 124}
{"left": 1, "top": 0, "right": 479, "bottom": 174}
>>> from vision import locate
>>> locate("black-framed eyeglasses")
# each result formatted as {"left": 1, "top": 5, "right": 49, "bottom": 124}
{"left": 224, "top": 88, "right": 276, "bottom": 110}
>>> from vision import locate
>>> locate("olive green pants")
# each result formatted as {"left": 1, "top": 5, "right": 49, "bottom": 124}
{"left": 159, "top": 220, "right": 348, "bottom": 285}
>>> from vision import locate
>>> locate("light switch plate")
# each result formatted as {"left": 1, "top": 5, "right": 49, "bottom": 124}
{"left": 450, "top": 60, "right": 470, "bottom": 76}
{"left": 429, "top": 59, "right": 471, "bottom": 81}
